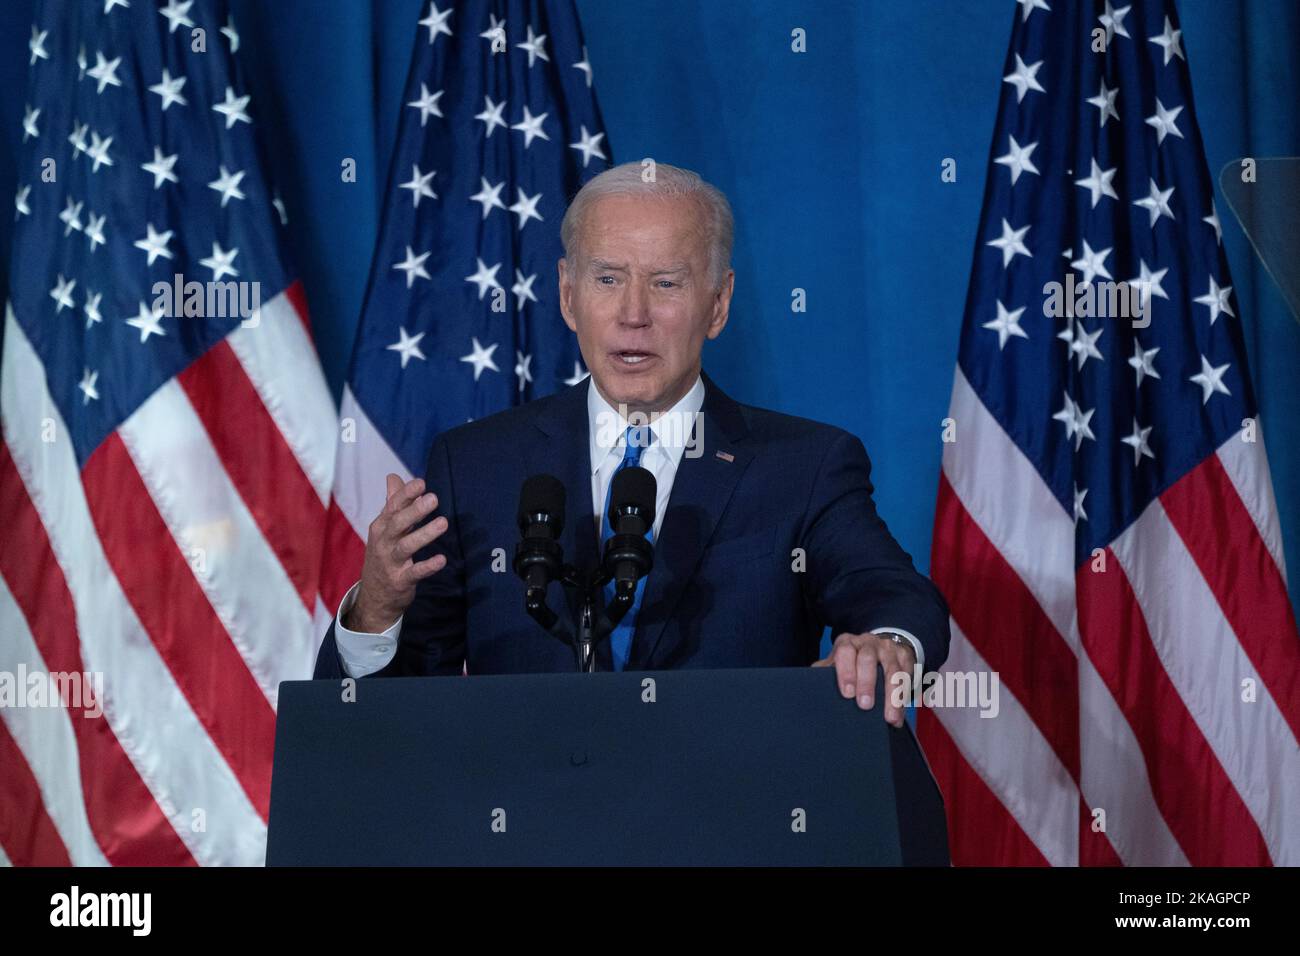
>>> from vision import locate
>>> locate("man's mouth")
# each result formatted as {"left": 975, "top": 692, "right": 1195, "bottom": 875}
{"left": 613, "top": 350, "right": 655, "bottom": 366}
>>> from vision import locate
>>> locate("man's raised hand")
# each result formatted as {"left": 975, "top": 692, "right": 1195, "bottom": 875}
{"left": 343, "top": 473, "right": 449, "bottom": 634}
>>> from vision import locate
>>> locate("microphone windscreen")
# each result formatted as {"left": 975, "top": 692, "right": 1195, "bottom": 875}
{"left": 609, "top": 465, "right": 656, "bottom": 528}
{"left": 518, "top": 473, "right": 566, "bottom": 531}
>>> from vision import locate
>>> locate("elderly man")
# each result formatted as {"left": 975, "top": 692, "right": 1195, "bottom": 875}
{"left": 314, "top": 162, "right": 950, "bottom": 726}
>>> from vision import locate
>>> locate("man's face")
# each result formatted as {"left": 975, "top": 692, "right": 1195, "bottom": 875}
{"left": 558, "top": 193, "right": 734, "bottom": 414}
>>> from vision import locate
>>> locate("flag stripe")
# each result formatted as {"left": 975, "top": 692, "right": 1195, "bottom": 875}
{"left": 118, "top": 379, "right": 318, "bottom": 706}
{"left": 1077, "top": 549, "right": 1270, "bottom": 864}
{"left": 0, "top": 442, "right": 194, "bottom": 866}
{"left": 334, "top": 386, "right": 413, "bottom": 538}
{"left": 1216, "top": 426, "right": 1289, "bottom": 583}
{"left": 0, "top": 713, "right": 73, "bottom": 867}
{"left": 321, "top": 499, "right": 368, "bottom": 616}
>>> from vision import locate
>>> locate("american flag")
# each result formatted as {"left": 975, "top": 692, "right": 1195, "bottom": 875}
{"left": 0, "top": 0, "right": 336, "bottom": 865}
{"left": 319, "top": 0, "right": 611, "bottom": 617}
{"left": 916, "top": 0, "right": 1299, "bottom": 865}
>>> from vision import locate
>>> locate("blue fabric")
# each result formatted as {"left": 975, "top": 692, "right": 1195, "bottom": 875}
{"left": 2, "top": 0, "right": 1295, "bottom": 612}
{"left": 599, "top": 425, "right": 654, "bottom": 671}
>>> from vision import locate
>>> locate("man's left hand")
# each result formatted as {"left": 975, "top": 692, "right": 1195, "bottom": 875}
{"left": 812, "top": 632, "right": 915, "bottom": 727}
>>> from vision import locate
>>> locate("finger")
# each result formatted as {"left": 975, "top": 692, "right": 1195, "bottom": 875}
{"left": 855, "top": 642, "right": 879, "bottom": 710}
{"left": 385, "top": 473, "right": 403, "bottom": 501}
{"left": 394, "top": 515, "right": 448, "bottom": 560}
{"left": 831, "top": 636, "right": 857, "bottom": 698}
{"left": 404, "top": 552, "right": 447, "bottom": 583}
{"left": 383, "top": 477, "right": 426, "bottom": 515}
{"left": 881, "top": 659, "right": 905, "bottom": 726}
{"left": 390, "top": 491, "right": 439, "bottom": 535}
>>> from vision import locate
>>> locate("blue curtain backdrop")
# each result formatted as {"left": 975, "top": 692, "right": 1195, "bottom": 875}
{"left": 3, "top": 0, "right": 1296, "bottom": 609}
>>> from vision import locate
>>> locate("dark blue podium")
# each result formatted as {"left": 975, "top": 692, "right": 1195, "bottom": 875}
{"left": 266, "top": 666, "right": 949, "bottom": 865}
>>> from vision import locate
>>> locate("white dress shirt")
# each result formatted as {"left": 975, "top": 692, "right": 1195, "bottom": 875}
{"left": 333, "top": 374, "right": 924, "bottom": 676}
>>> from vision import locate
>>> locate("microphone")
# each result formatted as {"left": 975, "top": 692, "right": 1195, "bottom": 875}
{"left": 513, "top": 474, "right": 565, "bottom": 616}
{"left": 603, "top": 466, "right": 656, "bottom": 614}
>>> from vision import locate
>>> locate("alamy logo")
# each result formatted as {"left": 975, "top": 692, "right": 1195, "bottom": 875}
{"left": 49, "top": 886, "right": 151, "bottom": 936}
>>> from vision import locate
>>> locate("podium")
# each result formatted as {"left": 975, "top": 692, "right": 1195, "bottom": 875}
{"left": 266, "top": 666, "right": 949, "bottom": 865}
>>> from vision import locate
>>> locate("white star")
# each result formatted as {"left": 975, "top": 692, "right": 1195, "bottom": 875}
{"left": 220, "top": 15, "right": 240, "bottom": 53}
{"left": 387, "top": 327, "right": 427, "bottom": 368}
{"left": 459, "top": 337, "right": 500, "bottom": 380}
{"left": 475, "top": 95, "right": 508, "bottom": 137}
{"left": 399, "top": 164, "right": 438, "bottom": 207}
{"left": 512, "top": 269, "right": 539, "bottom": 309}
{"left": 158, "top": 0, "right": 194, "bottom": 34}
{"left": 1128, "top": 341, "right": 1161, "bottom": 387}
{"left": 985, "top": 218, "right": 1032, "bottom": 268}
{"left": 1057, "top": 316, "right": 1076, "bottom": 349}
{"left": 133, "top": 223, "right": 174, "bottom": 266}
{"left": 983, "top": 299, "right": 1029, "bottom": 349}
{"left": 1190, "top": 355, "right": 1231, "bottom": 405}
{"left": 142, "top": 147, "right": 179, "bottom": 189}
{"left": 104, "top": 0, "right": 130, "bottom": 14}
{"left": 1075, "top": 158, "right": 1118, "bottom": 208}
{"left": 86, "top": 131, "right": 114, "bottom": 172}
{"left": 514, "top": 351, "right": 533, "bottom": 392}
{"left": 1149, "top": 15, "right": 1184, "bottom": 66}
{"left": 511, "top": 106, "right": 550, "bottom": 149}
{"left": 21, "top": 104, "right": 39, "bottom": 143}
{"left": 199, "top": 242, "right": 240, "bottom": 281}
{"left": 480, "top": 13, "right": 506, "bottom": 50}
{"left": 464, "top": 258, "right": 503, "bottom": 300}
{"left": 418, "top": 2, "right": 453, "bottom": 44}
{"left": 1086, "top": 78, "right": 1120, "bottom": 127}
{"left": 573, "top": 46, "right": 593, "bottom": 87}
{"left": 1017, "top": 0, "right": 1050, "bottom": 21}
{"left": 208, "top": 166, "right": 247, "bottom": 208}
{"left": 1129, "top": 259, "right": 1169, "bottom": 309}
{"left": 569, "top": 125, "right": 606, "bottom": 168}
{"left": 78, "top": 368, "right": 99, "bottom": 405}
{"left": 58, "top": 197, "right": 84, "bottom": 236}
{"left": 14, "top": 184, "right": 30, "bottom": 220}
{"left": 87, "top": 51, "right": 123, "bottom": 94}
{"left": 50, "top": 274, "right": 76, "bottom": 313}
{"left": 83, "top": 290, "right": 103, "bottom": 328}
{"left": 1121, "top": 418, "right": 1155, "bottom": 466}
{"left": 1098, "top": 1, "right": 1131, "bottom": 42}
{"left": 392, "top": 246, "right": 432, "bottom": 288}
{"left": 1133, "top": 178, "right": 1176, "bottom": 228}
{"left": 1194, "top": 276, "right": 1234, "bottom": 325}
{"left": 213, "top": 86, "right": 252, "bottom": 129}
{"left": 564, "top": 360, "right": 589, "bottom": 386}
{"left": 1070, "top": 240, "right": 1113, "bottom": 285}
{"left": 29, "top": 26, "right": 49, "bottom": 66}
{"left": 406, "top": 83, "right": 444, "bottom": 127}
{"left": 1204, "top": 202, "right": 1223, "bottom": 244}
{"left": 508, "top": 187, "right": 544, "bottom": 229}
{"left": 149, "top": 69, "right": 188, "bottom": 111}
{"left": 84, "top": 212, "right": 106, "bottom": 252}
{"left": 76, "top": 45, "right": 87, "bottom": 80}
{"left": 68, "top": 120, "right": 88, "bottom": 156}
{"left": 1052, "top": 392, "right": 1096, "bottom": 451}
{"left": 272, "top": 193, "right": 288, "bottom": 226}
{"left": 1003, "top": 54, "right": 1045, "bottom": 103}
{"left": 994, "top": 134, "right": 1040, "bottom": 185}
{"left": 125, "top": 300, "right": 166, "bottom": 342}
{"left": 1145, "top": 97, "right": 1183, "bottom": 145}
{"left": 469, "top": 176, "right": 506, "bottom": 219}
{"left": 1073, "top": 484, "right": 1088, "bottom": 523}
{"left": 1070, "top": 323, "right": 1104, "bottom": 369}
{"left": 517, "top": 24, "right": 549, "bottom": 67}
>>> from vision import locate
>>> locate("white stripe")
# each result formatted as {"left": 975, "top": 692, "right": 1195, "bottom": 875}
{"left": 0, "top": 576, "right": 109, "bottom": 866}
{"left": 1, "top": 307, "right": 266, "bottom": 866}
{"left": 225, "top": 289, "right": 336, "bottom": 504}
{"left": 1216, "top": 421, "right": 1289, "bottom": 584}
{"left": 1111, "top": 501, "right": 1299, "bottom": 864}
{"left": 928, "top": 622, "right": 1078, "bottom": 866}
{"left": 0, "top": 842, "right": 10, "bottom": 866}
{"left": 333, "top": 385, "right": 412, "bottom": 539}
{"left": 117, "top": 379, "right": 317, "bottom": 707}
{"left": 941, "top": 366, "right": 1187, "bottom": 865}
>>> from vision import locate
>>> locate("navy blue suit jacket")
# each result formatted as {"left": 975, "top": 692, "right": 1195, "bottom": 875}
{"left": 314, "top": 371, "right": 949, "bottom": 677}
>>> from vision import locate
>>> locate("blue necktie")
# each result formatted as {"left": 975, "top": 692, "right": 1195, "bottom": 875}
{"left": 601, "top": 425, "right": 653, "bottom": 670}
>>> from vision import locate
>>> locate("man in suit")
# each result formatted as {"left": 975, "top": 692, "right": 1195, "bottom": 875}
{"left": 315, "top": 162, "right": 949, "bottom": 726}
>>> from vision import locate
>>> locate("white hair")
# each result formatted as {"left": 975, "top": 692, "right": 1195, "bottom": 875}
{"left": 560, "top": 161, "right": 735, "bottom": 288}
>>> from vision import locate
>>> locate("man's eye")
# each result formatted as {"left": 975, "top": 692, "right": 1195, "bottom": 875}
{"left": 596, "top": 275, "right": 615, "bottom": 285}
{"left": 656, "top": 280, "right": 676, "bottom": 288}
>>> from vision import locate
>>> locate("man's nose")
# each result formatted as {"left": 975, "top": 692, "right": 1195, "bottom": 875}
{"left": 618, "top": 281, "right": 651, "bottom": 327}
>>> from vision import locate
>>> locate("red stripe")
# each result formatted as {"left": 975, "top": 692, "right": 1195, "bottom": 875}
{"left": 284, "top": 280, "right": 313, "bottom": 338}
{"left": 932, "top": 475, "right": 1081, "bottom": 780}
{"left": 320, "top": 499, "right": 367, "bottom": 614}
{"left": 0, "top": 718, "right": 72, "bottom": 866}
{"left": 82, "top": 433, "right": 275, "bottom": 821}
{"left": 915, "top": 708, "right": 1050, "bottom": 865}
{"left": 1160, "top": 454, "right": 1300, "bottom": 742}
{"left": 0, "top": 442, "right": 195, "bottom": 865}
{"left": 178, "top": 340, "right": 326, "bottom": 614}
{"left": 1078, "top": 800, "right": 1124, "bottom": 866}
{"left": 1077, "top": 550, "right": 1272, "bottom": 865}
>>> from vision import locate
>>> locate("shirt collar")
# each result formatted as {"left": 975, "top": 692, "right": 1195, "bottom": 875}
{"left": 587, "top": 373, "right": 706, "bottom": 474}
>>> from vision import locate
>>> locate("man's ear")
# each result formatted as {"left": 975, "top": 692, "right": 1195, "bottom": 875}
{"left": 705, "top": 269, "right": 735, "bottom": 340}
{"left": 557, "top": 258, "right": 578, "bottom": 333}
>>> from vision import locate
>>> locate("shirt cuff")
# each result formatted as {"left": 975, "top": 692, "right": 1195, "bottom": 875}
{"left": 870, "top": 626, "right": 925, "bottom": 675}
{"left": 334, "top": 581, "right": 403, "bottom": 678}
